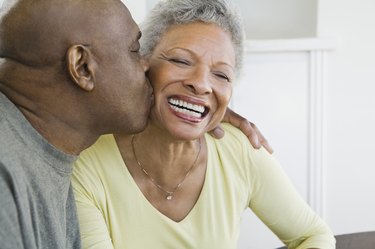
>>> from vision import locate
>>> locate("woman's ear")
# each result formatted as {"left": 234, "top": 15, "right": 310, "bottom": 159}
{"left": 66, "top": 45, "right": 96, "bottom": 92}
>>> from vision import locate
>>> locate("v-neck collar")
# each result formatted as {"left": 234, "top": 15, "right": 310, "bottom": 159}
{"left": 110, "top": 134, "right": 212, "bottom": 224}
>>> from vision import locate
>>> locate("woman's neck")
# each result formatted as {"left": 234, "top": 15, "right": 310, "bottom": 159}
{"left": 130, "top": 123, "right": 203, "bottom": 180}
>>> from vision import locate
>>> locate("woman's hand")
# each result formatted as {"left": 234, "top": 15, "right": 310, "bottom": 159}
{"left": 209, "top": 107, "right": 274, "bottom": 154}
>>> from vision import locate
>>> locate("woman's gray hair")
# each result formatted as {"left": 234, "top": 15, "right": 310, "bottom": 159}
{"left": 140, "top": 0, "right": 245, "bottom": 78}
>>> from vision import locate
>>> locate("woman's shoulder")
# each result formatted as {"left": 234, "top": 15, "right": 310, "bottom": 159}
{"left": 221, "top": 123, "right": 251, "bottom": 139}
{"left": 72, "top": 134, "right": 124, "bottom": 198}
{"left": 206, "top": 123, "right": 274, "bottom": 171}
{"left": 78, "top": 134, "right": 118, "bottom": 160}
{"left": 207, "top": 123, "right": 256, "bottom": 151}
{"left": 73, "top": 134, "right": 119, "bottom": 176}
{"left": 205, "top": 123, "right": 260, "bottom": 171}
{"left": 80, "top": 134, "right": 116, "bottom": 157}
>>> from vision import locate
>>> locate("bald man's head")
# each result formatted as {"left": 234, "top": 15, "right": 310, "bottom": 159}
{"left": 0, "top": 0, "right": 152, "bottom": 140}
{"left": 0, "top": 0, "right": 127, "bottom": 66}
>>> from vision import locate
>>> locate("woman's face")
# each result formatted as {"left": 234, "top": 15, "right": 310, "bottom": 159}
{"left": 147, "top": 22, "right": 235, "bottom": 140}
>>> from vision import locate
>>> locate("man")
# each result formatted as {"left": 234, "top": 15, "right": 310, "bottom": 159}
{"left": 0, "top": 0, "right": 270, "bottom": 248}
{"left": 0, "top": 1, "right": 152, "bottom": 248}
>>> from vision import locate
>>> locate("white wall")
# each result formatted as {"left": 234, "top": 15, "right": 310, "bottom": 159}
{"left": 146, "top": 0, "right": 159, "bottom": 12}
{"left": 318, "top": 0, "right": 375, "bottom": 235}
{"left": 121, "top": 0, "right": 147, "bottom": 23}
{"left": 233, "top": 0, "right": 317, "bottom": 39}
{"left": 233, "top": 48, "right": 312, "bottom": 249}
{"left": 235, "top": 0, "right": 375, "bottom": 241}
{"left": 145, "top": 0, "right": 317, "bottom": 39}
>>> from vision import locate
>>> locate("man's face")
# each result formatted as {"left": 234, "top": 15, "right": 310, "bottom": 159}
{"left": 94, "top": 4, "right": 153, "bottom": 134}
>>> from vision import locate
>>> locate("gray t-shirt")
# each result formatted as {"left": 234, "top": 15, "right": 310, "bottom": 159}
{"left": 0, "top": 92, "right": 81, "bottom": 249}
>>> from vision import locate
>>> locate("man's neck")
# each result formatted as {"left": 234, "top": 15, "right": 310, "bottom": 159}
{"left": 17, "top": 105, "right": 99, "bottom": 155}
{"left": 0, "top": 80, "right": 99, "bottom": 155}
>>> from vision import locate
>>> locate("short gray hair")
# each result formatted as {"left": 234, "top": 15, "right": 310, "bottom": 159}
{"left": 140, "top": 0, "right": 245, "bottom": 78}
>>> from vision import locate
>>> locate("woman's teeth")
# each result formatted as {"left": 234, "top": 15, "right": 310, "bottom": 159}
{"left": 168, "top": 98, "right": 206, "bottom": 118}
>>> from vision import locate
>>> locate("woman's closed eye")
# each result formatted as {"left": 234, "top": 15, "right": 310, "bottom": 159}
{"left": 169, "top": 58, "right": 190, "bottom": 66}
{"left": 213, "top": 72, "right": 231, "bottom": 82}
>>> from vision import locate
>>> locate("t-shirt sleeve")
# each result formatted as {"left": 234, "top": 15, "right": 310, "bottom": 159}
{"left": 240, "top": 135, "right": 335, "bottom": 249}
{"left": 0, "top": 165, "right": 25, "bottom": 249}
{"left": 71, "top": 155, "right": 114, "bottom": 249}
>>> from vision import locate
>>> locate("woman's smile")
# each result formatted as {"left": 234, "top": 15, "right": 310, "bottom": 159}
{"left": 168, "top": 96, "right": 209, "bottom": 122}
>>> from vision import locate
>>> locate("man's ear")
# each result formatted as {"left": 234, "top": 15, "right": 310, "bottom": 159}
{"left": 66, "top": 45, "right": 96, "bottom": 92}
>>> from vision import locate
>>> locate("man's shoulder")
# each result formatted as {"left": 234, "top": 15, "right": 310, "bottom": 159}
{"left": 0, "top": 96, "right": 21, "bottom": 140}
{"left": 0, "top": 163, "right": 24, "bottom": 249}
{"left": 0, "top": 98, "right": 34, "bottom": 160}
{"left": 0, "top": 92, "right": 15, "bottom": 119}
{"left": 0, "top": 92, "right": 31, "bottom": 137}
{"left": 0, "top": 142, "right": 25, "bottom": 185}
{"left": 0, "top": 117, "right": 23, "bottom": 162}
{"left": 0, "top": 114, "right": 30, "bottom": 179}
{"left": 0, "top": 158, "right": 20, "bottom": 205}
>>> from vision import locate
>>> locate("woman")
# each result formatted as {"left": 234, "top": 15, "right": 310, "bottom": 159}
{"left": 72, "top": 0, "right": 335, "bottom": 248}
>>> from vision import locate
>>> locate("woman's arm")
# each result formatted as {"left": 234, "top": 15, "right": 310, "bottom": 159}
{"left": 71, "top": 165, "right": 114, "bottom": 249}
{"left": 244, "top": 144, "right": 335, "bottom": 248}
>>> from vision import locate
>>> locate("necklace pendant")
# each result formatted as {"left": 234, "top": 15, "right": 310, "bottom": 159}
{"left": 166, "top": 194, "right": 173, "bottom": 200}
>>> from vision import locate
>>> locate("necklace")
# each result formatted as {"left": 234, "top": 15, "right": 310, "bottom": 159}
{"left": 131, "top": 135, "right": 201, "bottom": 201}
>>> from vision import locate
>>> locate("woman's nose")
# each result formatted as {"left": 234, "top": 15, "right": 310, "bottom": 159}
{"left": 183, "top": 69, "right": 212, "bottom": 95}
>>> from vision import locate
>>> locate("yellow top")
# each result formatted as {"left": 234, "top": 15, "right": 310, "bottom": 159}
{"left": 72, "top": 124, "right": 335, "bottom": 249}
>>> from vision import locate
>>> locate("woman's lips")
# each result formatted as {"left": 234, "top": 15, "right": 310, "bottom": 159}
{"left": 168, "top": 97, "right": 209, "bottom": 121}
